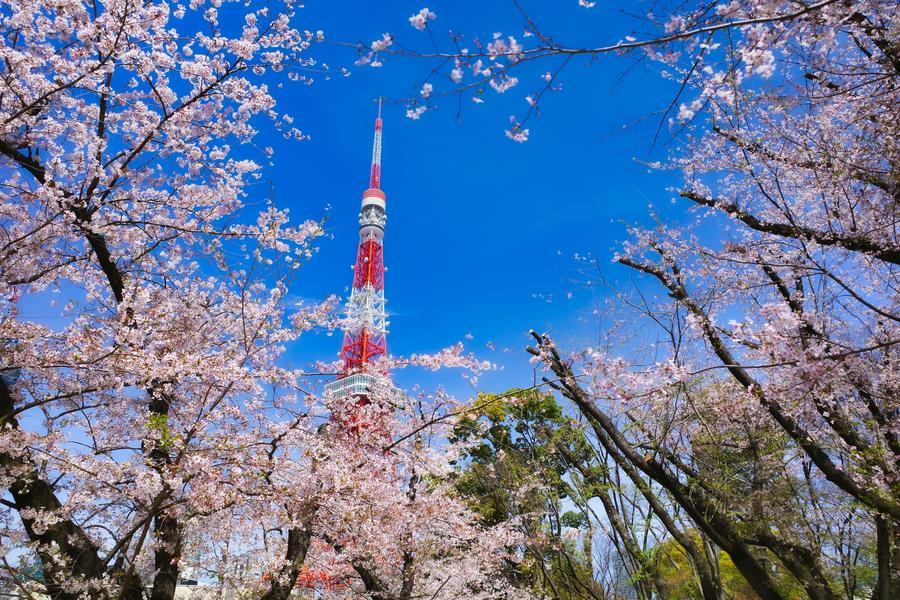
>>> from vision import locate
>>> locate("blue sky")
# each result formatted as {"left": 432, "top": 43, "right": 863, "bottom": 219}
{"left": 268, "top": 1, "right": 689, "bottom": 396}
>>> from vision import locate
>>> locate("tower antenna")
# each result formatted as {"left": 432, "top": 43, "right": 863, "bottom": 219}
{"left": 369, "top": 99, "right": 384, "bottom": 190}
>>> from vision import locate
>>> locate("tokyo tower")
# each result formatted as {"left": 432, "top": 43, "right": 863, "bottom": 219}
{"left": 325, "top": 101, "right": 389, "bottom": 402}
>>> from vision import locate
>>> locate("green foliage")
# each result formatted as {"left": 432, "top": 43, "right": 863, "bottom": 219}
{"left": 560, "top": 510, "right": 587, "bottom": 529}
{"left": 450, "top": 388, "right": 602, "bottom": 598}
{"left": 147, "top": 412, "right": 174, "bottom": 451}
{"left": 450, "top": 388, "right": 574, "bottom": 522}
{"left": 653, "top": 530, "right": 829, "bottom": 600}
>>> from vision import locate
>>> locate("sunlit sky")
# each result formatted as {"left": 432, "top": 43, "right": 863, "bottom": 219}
{"left": 268, "top": 1, "right": 688, "bottom": 396}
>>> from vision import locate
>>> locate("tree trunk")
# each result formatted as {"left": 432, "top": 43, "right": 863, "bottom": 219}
{"left": 147, "top": 386, "right": 182, "bottom": 600}
{"left": 399, "top": 550, "right": 415, "bottom": 600}
{"left": 150, "top": 513, "right": 183, "bottom": 600}
{"left": 261, "top": 510, "right": 315, "bottom": 600}
{"left": 873, "top": 516, "right": 900, "bottom": 600}
{"left": 725, "top": 544, "right": 785, "bottom": 600}
{"left": 581, "top": 439, "right": 721, "bottom": 600}
{"left": 353, "top": 562, "right": 393, "bottom": 600}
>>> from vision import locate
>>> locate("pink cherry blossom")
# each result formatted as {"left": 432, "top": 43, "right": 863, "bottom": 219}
{"left": 408, "top": 7, "right": 436, "bottom": 31}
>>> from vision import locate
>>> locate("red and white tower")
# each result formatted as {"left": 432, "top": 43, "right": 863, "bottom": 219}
{"left": 325, "top": 102, "right": 389, "bottom": 401}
